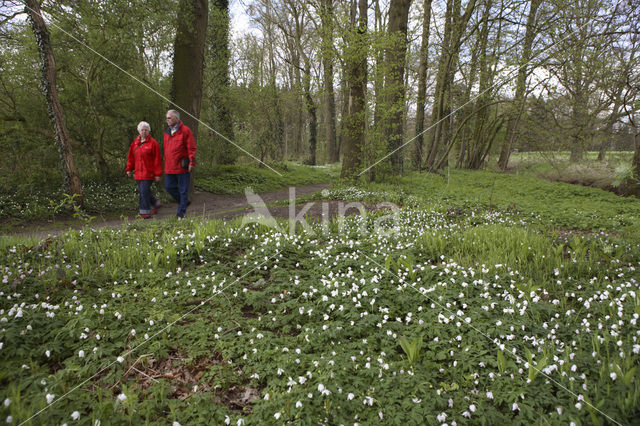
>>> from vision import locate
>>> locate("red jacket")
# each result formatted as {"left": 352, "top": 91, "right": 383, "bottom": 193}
{"left": 125, "top": 136, "right": 162, "bottom": 180}
{"left": 164, "top": 122, "right": 197, "bottom": 174}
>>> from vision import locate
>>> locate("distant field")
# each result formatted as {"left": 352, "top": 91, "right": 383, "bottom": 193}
{"left": 503, "top": 151, "right": 635, "bottom": 192}
{"left": 509, "top": 151, "right": 633, "bottom": 163}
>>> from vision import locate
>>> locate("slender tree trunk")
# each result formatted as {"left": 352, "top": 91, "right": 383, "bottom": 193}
{"left": 467, "top": 0, "right": 493, "bottom": 169}
{"left": 302, "top": 58, "right": 318, "bottom": 165}
{"left": 424, "top": 0, "right": 453, "bottom": 169}
{"left": 369, "top": 0, "right": 385, "bottom": 182}
{"left": 632, "top": 131, "right": 640, "bottom": 178}
{"left": 337, "top": 71, "right": 349, "bottom": 159}
{"left": 83, "top": 65, "right": 109, "bottom": 176}
{"left": 597, "top": 102, "right": 621, "bottom": 161}
{"left": 413, "top": 0, "right": 433, "bottom": 170}
{"left": 341, "top": 0, "right": 368, "bottom": 179}
{"left": 569, "top": 88, "right": 586, "bottom": 162}
{"left": 321, "top": 0, "right": 338, "bottom": 163}
{"left": 384, "top": 0, "right": 413, "bottom": 174}
{"left": 25, "top": 0, "right": 83, "bottom": 204}
{"left": 497, "top": 0, "right": 541, "bottom": 170}
{"left": 425, "top": 0, "right": 476, "bottom": 170}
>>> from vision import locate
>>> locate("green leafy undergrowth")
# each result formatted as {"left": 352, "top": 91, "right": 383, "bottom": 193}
{"left": 355, "top": 169, "right": 640, "bottom": 238}
{"left": 1, "top": 184, "right": 639, "bottom": 424}
{"left": 196, "top": 162, "right": 339, "bottom": 195}
{"left": 0, "top": 178, "right": 171, "bottom": 223}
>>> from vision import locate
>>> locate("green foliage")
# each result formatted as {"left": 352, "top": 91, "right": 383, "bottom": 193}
{"left": 1, "top": 169, "right": 640, "bottom": 425}
{"left": 0, "top": 178, "right": 157, "bottom": 222}
{"left": 398, "top": 335, "right": 423, "bottom": 366}
{"left": 196, "top": 162, "right": 339, "bottom": 194}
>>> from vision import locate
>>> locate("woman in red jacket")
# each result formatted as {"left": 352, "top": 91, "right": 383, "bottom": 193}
{"left": 126, "top": 121, "right": 162, "bottom": 219}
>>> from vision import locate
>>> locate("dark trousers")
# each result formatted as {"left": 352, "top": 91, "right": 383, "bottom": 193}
{"left": 164, "top": 173, "right": 190, "bottom": 215}
{"left": 137, "top": 180, "right": 159, "bottom": 215}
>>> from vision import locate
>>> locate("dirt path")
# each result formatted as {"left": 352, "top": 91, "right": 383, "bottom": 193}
{"left": 161, "top": 183, "right": 332, "bottom": 220}
{"left": 9, "top": 184, "right": 332, "bottom": 239}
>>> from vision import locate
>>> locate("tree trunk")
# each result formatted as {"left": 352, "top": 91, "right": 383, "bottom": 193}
{"left": 632, "top": 131, "right": 640, "bottom": 179}
{"left": 497, "top": 0, "right": 541, "bottom": 170}
{"left": 597, "top": 101, "right": 621, "bottom": 161}
{"left": 413, "top": 0, "right": 433, "bottom": 170}
{"left": 25, "top": 0, "right": 83, "bottom": 204}
{"left": 368, "top": 0, "right": 385, "bottom": 182}
{"left": 337, "top": 71, "right": 349, "bottom": 159}
{"left": 303, "top": 58, "right": 318, "bottom": 165}
{"left": 341, "top": 0, "right": 368, "bottom": 179}
{"left": 569, "top": 87, "right": 586, "bottom": 162}
{"left": 384, "top": 0, "right": 413, "bottom": 175}
{"left": 467, "top": 0, "right": 493, "bottom": 169}
{"left": 320, "top": 0, "right": 338, "bottom": 163}
{"left": 425, "top": 0, "right": 476, "bottom": 170}
{"left": 209, "top": 0, "right": 236, "bottom": 165}
{"left": 172, "top": 0, "right": 208, "bottom": 195}
{"left": 172, "top": 0, "right": 208, "bottom": 139}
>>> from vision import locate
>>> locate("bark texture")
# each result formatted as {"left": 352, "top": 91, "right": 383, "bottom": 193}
{"left": 25, "top": 0, "right": 83, "bottom": 204}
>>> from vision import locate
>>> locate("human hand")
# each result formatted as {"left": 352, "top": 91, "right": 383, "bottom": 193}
{"left": 127, "top": 171, "right": 132, "bottom": 177}
{"left": 188, "top": 164, "right": 194, "bottom": 172}
{"left": 154, "top": 176, "right": 161, "bottom": 182}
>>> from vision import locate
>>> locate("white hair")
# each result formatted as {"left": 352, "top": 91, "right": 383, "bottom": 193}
{"left": 137, "top": 121, "right": 151, "bottom": 132}
{"left": 167, "top": 109, "right": 180, "bottom": 120}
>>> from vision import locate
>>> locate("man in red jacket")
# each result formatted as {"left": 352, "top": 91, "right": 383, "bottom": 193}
{"left": 164, "top": 109, "right": 197, "bottom": 219}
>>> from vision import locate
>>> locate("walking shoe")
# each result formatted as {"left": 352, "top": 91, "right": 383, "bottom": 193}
{"left": 152, "top": 203, "right": 162, "bottom": 215}
{"left": 177, "top": 213, "right": 185, "bottom": 220}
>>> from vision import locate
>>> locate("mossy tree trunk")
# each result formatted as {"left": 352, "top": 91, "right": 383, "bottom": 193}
{"left": 383, "top": 0, "right": 412, "bottom": 175}
{"left": 172, "top": 0, "right": 208, "bottom": 139}
{"left": 25, "top": 0, "right": 83, "bottom": 205}
{"left": 413, "top": 0, "right": 433, "bottom": 170}
{"left": 208, "top": 0, "right": 236, "bottom": 165}
{"left": 172, "top": 0, "right": 208, "bottom": 195}
{"left": 320, "top": 0, "right": 338, "bottom": 163}
{"left": 340, "top": 0, "right": 368, "bottom": 179}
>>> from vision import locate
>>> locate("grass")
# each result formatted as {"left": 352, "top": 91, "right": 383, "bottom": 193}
{"left": 506, "top": 151, "right": 634, "bottom": 192}
{"left": 1, "top": 168, "right": 639, "bottom": 424}
{"left": 195, "top": 162, "right": 340, "bottom": 194}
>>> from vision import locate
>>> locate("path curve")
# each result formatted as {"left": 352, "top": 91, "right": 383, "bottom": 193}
{"left": 14, "top": 183, "right": 332, "bottom": 240}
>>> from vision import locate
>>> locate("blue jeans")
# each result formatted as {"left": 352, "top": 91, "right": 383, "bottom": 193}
{"left": 164, "top": 173, "right": 190, "bottom": 216}
{"left": 137, "top": 180, "right": 159, "bottom": 215}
